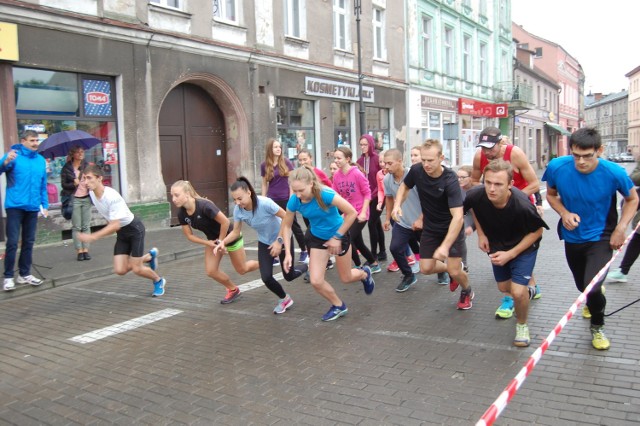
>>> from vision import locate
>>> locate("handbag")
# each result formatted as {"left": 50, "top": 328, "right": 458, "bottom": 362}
{"left": 61, "top": 194, "right": 74, "bottom": 220}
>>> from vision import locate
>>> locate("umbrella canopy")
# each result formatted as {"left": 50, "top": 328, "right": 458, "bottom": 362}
{"left": 37, "top": 130, "right": 101, "bottom": 159}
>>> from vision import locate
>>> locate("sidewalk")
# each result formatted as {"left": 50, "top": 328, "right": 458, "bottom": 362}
{"left": 0, "top": 225, "right": 261, "bottom": 300}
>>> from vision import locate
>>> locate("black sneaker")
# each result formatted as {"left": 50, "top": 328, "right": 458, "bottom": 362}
{"left": 377, "top": 252, "right": 388, "bottom": 262}
{"left": 395, "top": 274, "right": 417, "bottom": 292}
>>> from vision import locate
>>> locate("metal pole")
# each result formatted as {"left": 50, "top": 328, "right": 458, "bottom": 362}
{"left": 355, "top": 0, "right": 365, "bottom": 136}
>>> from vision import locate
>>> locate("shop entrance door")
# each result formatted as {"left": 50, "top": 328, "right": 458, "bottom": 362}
{"left": 158, "top": 83, "right": 227, "bottom": 225}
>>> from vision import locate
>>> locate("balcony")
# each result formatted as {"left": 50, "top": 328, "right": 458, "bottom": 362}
{"left": 494, "top": 81, "right": 535, "bottom": 111}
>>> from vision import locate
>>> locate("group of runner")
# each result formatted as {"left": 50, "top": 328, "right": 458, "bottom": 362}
{"left": 82, "top": 126, "right": 635, "bottom": 351}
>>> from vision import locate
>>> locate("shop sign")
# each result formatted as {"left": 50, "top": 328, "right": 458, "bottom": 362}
{"left": 420, "top": 95, "right": 457, "bottom": 111}
{"left": 83, "top": 79, "right": 112, "bottom": 116}
{"left": 457, "top": 98, "right": 508, "bottom": 118}
{"left": 0, "top": 22, "right": 19, "bottom": 61}
{"left": 515, "top": 117, "right": 534, "bottom": 125}
{"left": 305, "top": 76, "right": 374, "bottom": 103}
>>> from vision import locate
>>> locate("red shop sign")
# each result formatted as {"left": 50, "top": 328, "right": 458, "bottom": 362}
{"left": 457, "top": 98, "right": 508, "bottom": 118}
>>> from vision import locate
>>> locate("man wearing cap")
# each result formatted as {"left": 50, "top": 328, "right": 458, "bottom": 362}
{"left": 471, "top": 126, "right": 541, "bottom": 320}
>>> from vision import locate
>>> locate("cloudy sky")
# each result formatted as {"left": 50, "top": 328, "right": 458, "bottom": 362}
{"left": 511, "top": 0, "right": 635, "bottom": 95}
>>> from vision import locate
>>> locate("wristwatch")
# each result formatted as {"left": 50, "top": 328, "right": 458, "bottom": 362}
{"left": 276, "top": 236, "right": 284, "bottom": 244}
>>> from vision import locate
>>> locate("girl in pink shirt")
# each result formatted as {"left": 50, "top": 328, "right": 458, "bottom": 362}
{"left": 332, "top": 147, "right": 381, "bottom": 273}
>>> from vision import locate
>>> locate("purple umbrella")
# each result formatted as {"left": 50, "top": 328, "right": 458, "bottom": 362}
{"left": 37, "top": 130, "right": 101, "bottom": 159}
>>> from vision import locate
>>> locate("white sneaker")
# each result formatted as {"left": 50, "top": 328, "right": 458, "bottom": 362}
{"left": 3, "top": 278, "right": 15, "bottom": 291}
{"left": 16, "top": 275, "right": 43, "bottom": 286}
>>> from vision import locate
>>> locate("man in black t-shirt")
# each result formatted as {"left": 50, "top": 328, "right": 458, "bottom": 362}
{"left": 392, "top": 139, "right": 473, "bottom": 310}
{"left": 464, "top": 160, "right": 548, "bottom": 347}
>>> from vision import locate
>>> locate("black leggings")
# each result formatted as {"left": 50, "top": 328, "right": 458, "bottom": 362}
{"left": 564, "top": 240, "right": 610, "bottom": 326}
{"left": 258, "top": 239, "right": 305, "bottom": 299}
{"left": 368, "top": 198, "right": 386, "bottom": 258}
{"left": 275, "top": 199, "right": 306, "bottom": 252}
{"left": 620, "top": 232, "right": 640, "bottom": 274}
{"left": 350, "top": 220, "right": 376, "bottom": 267}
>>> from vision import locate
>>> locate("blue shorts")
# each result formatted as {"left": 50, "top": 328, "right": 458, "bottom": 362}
{"left": 491, "top": 249, "right": 538, "bottom": 285}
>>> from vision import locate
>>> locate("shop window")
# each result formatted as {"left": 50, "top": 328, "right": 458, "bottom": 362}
{"left": 13, "top": 67, "right": 120, "bottom": 207}
{"left": 365, "top": 106, "right": 390, "bottom": 151}
{"left": 276, "top": 97, "right": 315, "bottom": 162}
{"left": 333, "top": 101, "right": 351, "bottom": 149}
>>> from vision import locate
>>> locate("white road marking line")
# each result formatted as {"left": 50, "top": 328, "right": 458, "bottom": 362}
{"left": 69, "top": 308, "right": 183, "bottom": 344}
{"left": 238, "top": 273, "right": 282, "bottom": 291}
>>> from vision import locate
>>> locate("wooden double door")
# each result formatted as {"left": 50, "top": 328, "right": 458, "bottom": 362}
{"left": 158, "top": 84, "right": 228, "bottom": 225}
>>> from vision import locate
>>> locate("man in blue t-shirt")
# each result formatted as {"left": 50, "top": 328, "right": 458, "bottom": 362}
{"left": 543, "top": 127, "right": 638, "bottom": 350}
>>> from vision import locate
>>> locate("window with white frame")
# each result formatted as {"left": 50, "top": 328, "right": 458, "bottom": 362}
{"left": 479, "top": 41, "right": 487, "bottom": 85}
{"left": 501, "top": 50, "right": 510, "bottom": 82}
{"left": 443, "top": 26, "right": 454, "bottom": 75}
{"left": 285, "top": 0, "right": 306, "bottom": 39}
{"left": 422, "top": 15, "right": 433, "bottom": 69}
{"left": 373, "top": 7, "right": 386, "bottom": 60}
{"left": 463, "top": 34, "right": 471, "bottom": 81}
{"left": 333, "top": 0, "right": 349, "bottom": 50}
{"left": 214, "top": 0, "right": 238, "bottom": 23}
{"left": 151, "top": 0, "right": 181, "bottom": 8}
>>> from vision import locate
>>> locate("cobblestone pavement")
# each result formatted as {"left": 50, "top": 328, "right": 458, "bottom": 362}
{"left": 0, "top": 208, "right": 639, "bottom": 425}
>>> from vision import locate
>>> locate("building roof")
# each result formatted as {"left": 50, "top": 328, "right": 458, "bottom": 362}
{"left": 585, "top": 90, "right": 628, "bottom": 109}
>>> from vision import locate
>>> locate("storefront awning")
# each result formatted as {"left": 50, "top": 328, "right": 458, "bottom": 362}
{"left": 544, "top": 122, "right": 572, "bottom": 136}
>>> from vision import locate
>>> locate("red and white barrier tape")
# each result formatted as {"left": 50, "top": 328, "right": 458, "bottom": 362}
{"left": 476, "top": 227, "right": 638, "bottom": 426}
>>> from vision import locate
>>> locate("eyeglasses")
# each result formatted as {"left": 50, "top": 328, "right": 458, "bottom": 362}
{"left": 457, "top": 175, "right": 470, "bottom": 180}
{"left": 571, "top": 151, "right": 596, "bottom": 160}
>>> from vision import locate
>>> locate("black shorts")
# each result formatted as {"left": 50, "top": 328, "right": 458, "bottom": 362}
{"left": 304, "top": 230, "right": 351, "bottom": 257}
{"left": 114, "top": 217, "right": 146, "bottom": 257}
{"left": 419, "top": 230, "right": 465, "bottom": 259}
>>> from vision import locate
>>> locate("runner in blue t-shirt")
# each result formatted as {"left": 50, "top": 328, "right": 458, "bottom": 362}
{"left": 543, "top": 127, "right": 638, "bottom": 350}
{"left": 215, "top": 177, "right": 307, "bottom": 314}
{"left": 279, "top": 165, "right": 375, "bottom": 322}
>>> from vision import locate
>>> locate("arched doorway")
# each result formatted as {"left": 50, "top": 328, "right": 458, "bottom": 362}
{"left": 159, "top": 83, "right": 228, "bottom": 225}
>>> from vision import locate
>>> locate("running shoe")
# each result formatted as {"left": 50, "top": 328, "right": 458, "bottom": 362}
{"left": 495, "top": 296, "right": 514, "bottom": 319}
{"left": 582, "top": 306, "right": 591, "bottom": 319}
{"left": 273, "top": 295, "right": 293, "bottom": 314}
{"left": 414, "top": 254, "right": 420, "bottom": 262}
{"left": 533, "top": 284, "right": 542, "bottom": 299}
{"left": 3, "top": 278, "right": 15, "bottom": 291}
{"left": 387, "top": 260, "right": 400, "bottom": 272}
{"left": 590, "top": 326, "right": 610, "bottom": 350}
{"left": 406, "top": 256, "right": 416, "bottom": 266}
{"left": 457, "top": 289, "right": 474, "bottom": 310}
{"left": 395, "top": 274, "right": 417, "bottom": 293}
{"left": 16, "top": 275, "right": 43, "bottom": 286}
{"left": 152, "top": 278, "right": 166, "bottom": 297}
{"left": 326, "top": 259, "right": 335, "bottom": 270}
{"left": 377, "top": 252, "right": 388, "bottom": 262}
{"left": 273, "top": 257, "right": 280, "bottom": 267}
{"left": 220, "top": 287, "right": 241, "bottom": 304}
{"left": 513, "top": 323, "right": 531, "bottom": 347}
{"left": 361, "top": 265, "right": 375, "bottom": 295}
{"left": 303, "top": 271, "right": 310, "bottom": 282}
{"left": 368, "top": 263, "right": 382, "bottom": 274}
{"left": 299, "top": 251, "right": 309, "bottom": 264}
{"left": 437, "top": 272, "right": 450, "bottom": 286}
{"left": 606, "top": 268, "right": 628, "bottom": 283}
{"left": 148, "top": 247, "right": 159, "bottom": 271}
{"left": 321, "top": 303, "right": 348, "bottom": 321}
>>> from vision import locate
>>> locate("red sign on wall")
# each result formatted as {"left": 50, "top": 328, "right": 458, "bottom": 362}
{"left": 457, "top": 98, "right": 508, "bottom": 118}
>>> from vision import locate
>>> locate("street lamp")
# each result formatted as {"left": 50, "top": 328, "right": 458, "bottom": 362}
{"left": 354, "top": 0, "right": 365, "bottom": 135}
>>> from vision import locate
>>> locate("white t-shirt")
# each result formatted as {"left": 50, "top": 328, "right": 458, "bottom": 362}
{"left": 89, "top": 186, "right": 134, "bottom": 228}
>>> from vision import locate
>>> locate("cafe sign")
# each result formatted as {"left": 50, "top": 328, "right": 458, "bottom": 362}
{"left": 305, "top": 76, "right": 374, "bottom": 103}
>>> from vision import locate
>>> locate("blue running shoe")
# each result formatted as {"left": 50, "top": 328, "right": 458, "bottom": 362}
{"left": 148, "top": 247, "right": 159, "bottom": 271}
{"left": 152, "top": 278, "right": 166, "bottom": 297}
{"left": 533, "top": 284, "right": 542, "bottom": 300}
{"left": 361, "top": 265, "right": 375, "bottom": 295}
{"left": 495, "top": 296, "right": 514, "bottom": 319}
{"left": 321, "top": 303, "right": 348, "bottom": 321}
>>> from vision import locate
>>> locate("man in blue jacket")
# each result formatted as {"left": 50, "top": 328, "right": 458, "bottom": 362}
{"left": 1, "top": 130, "right": 48, "bottom": 291}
